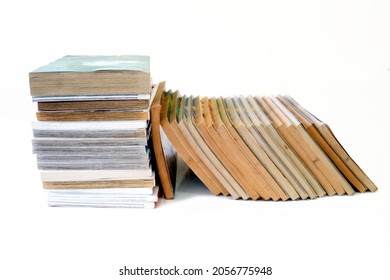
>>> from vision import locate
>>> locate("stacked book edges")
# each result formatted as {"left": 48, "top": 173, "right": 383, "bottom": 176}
{"left": 30, "top": 55, "right": 159, "bottom": 208}
{"left": 154, "top": 87, "right": 378, "bottom": 201}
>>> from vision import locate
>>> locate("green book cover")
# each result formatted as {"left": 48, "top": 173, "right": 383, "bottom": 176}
{"left": 32, "top": 55, "right": 150, "bottom": 73}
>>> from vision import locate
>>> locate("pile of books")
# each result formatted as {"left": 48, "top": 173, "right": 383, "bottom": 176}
{"left": 29, "top": 55, "right": 378, "bottom": 204}
{"left": 155, "top": 90, "right": 378, "bottom": 200}
{"left": 29, "top": 55, "right": 158, "bottom": 208}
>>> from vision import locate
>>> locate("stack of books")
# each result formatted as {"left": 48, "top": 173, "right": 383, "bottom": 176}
{"left": 154, "top": 90, "right": 378, "bottom": 200}
{"left": 30, "top": 55, "right": 159, "bottom": 208}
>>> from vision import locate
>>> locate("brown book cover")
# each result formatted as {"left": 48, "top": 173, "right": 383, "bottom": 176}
{"left": 38, "top": 99, "right": 150, "bottom": 111}
{"left": 36, "top": 110, "right": 149, "bottom": 121}
{"left": 150, "top": 82, "right": 177, "bottom": 199}
{"left": 43, "top": 178, "right": 156, "bottom": 189}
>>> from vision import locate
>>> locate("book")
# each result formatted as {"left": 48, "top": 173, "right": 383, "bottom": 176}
{"left": 30, "top": 55, "right": 151, "bottom": 96}
{"left": 32, "top": 94, "right": 150, "bottom": 102}
{"left": 32, "top": 120, "right": 149, "bottom": 138}
{"left": 42, "top": 178, "right": 156, "bottom": 189}
{"left": 150, "top": 82, "right": 177, "bottom": 199}
{"left": 36, "top": 109, "right": 149, "bottom": 121}
{"left": 37, "top": 99, "right": 150, "bottom": 111}
{"left": 47, "top": 187, "right": 159, "bottom": 208}
{"left": 40, "top": 169, "right": 154, "bottom": 182}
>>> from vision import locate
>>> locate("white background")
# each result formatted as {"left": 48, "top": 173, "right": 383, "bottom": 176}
{"left": 0, "top": 0, "right": 389, "bottom": 279}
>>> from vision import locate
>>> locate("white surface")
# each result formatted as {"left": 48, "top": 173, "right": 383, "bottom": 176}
{"left": 0, "top": 0, "right": 389, "bottom": 279}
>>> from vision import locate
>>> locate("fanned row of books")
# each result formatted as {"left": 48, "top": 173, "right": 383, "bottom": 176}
{"left": 30, "top": 55, "right": 159, "bottom": 208}
{"left": 154, "top": 87, "right": 378, "bottom": 200}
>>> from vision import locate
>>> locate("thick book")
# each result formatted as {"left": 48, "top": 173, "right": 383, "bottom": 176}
{"left": 29, "top": 55, "right": 151, "bottom": 96}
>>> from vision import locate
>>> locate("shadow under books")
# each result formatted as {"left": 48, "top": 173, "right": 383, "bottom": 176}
{"left": 171, "top": 167, "right": 214, "bottom": 201}
{"left": 169, "top": 167, "right": 376, "bottom": 203}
